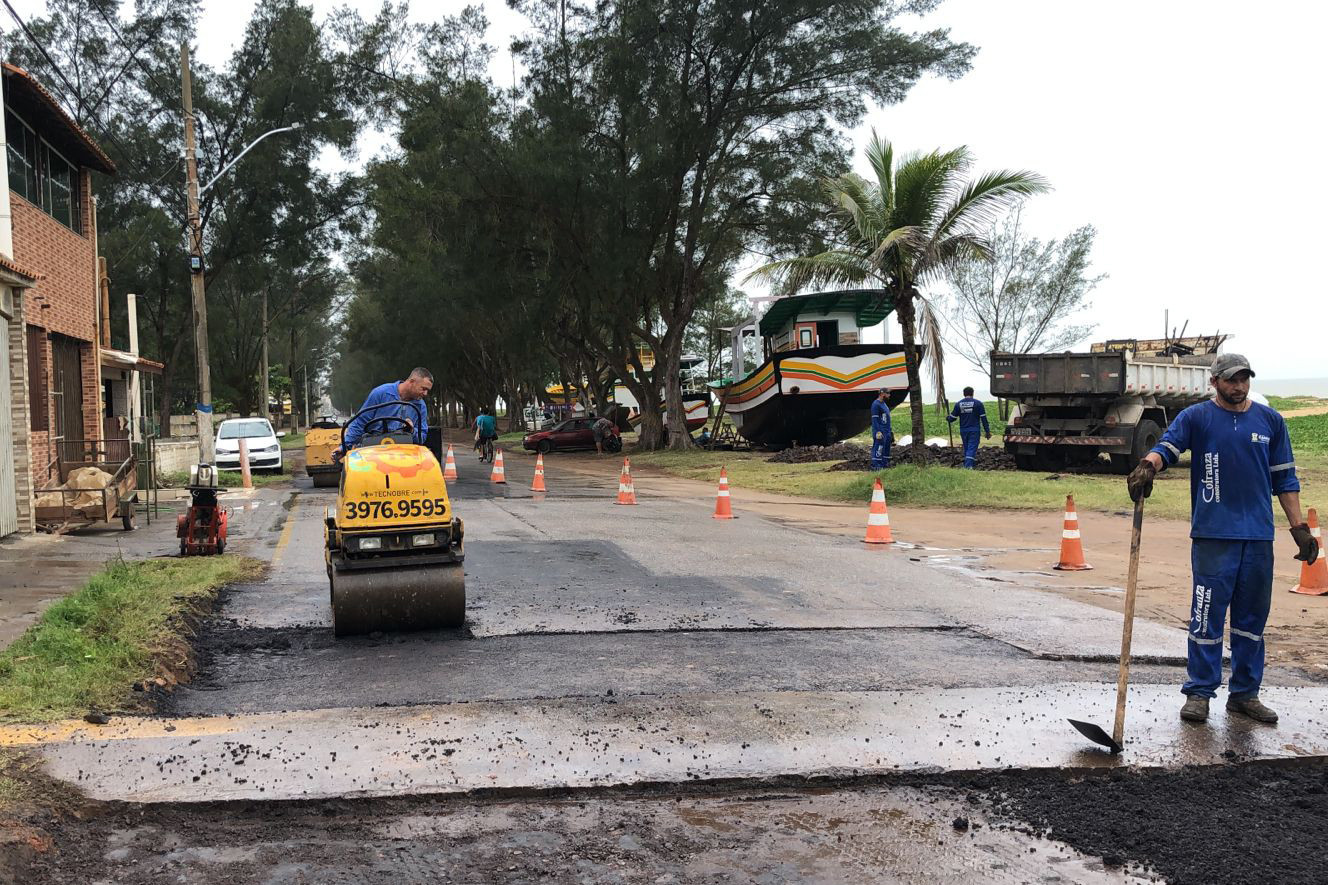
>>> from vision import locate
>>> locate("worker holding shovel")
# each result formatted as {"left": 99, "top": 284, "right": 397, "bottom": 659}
{"left": 1128, "top": 353, "right": 1318, "bottom": 725}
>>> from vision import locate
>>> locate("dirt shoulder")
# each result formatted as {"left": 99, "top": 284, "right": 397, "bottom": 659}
{"left": 515, "top": 444, "right": 1328, "bottom": 677}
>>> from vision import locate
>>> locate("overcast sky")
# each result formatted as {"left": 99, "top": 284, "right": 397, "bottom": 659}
{"left": 11, "top": 0, "right": 1326, "bottom": 392}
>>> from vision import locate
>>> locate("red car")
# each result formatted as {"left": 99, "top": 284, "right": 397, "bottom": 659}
{"left": 523, "top": 417, "right": 621, "bottom": 454}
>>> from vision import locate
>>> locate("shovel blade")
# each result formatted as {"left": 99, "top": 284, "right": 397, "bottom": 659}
{"left": 1068, "top": 718, "right": 1123, "bottom": 754}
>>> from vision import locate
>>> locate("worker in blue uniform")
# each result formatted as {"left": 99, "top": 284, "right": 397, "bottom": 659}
{"left": 869, "top": 389, "right": 892, "bottom": 469}
{"left": 335, "top": 367, "right": 433, "bottom": 459}
{"left": 946, "top": 386, "right": 991, "bottom": 469}
{"left": 1128, "top": 354, "right": 1318, "bottom": 725}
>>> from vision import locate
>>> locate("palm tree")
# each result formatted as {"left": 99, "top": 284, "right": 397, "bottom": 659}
{"left": 748, "top": 133, "right": 1049, "bottom": 454}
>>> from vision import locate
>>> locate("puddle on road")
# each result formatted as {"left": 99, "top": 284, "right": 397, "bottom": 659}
{"left": 70, "top": 786, "right": 1146, "bottom": 884}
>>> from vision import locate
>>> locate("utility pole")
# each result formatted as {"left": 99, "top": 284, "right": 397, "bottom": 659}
{"left": 181, "top": 43, "right": 214, "bottom": 463}
{"left": 259, "top": 288, "right": 269, "bottom": 423}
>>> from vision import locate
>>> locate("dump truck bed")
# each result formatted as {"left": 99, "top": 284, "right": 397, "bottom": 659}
{"left": 991, "top": 351, "right": 1212, "bottom": 408}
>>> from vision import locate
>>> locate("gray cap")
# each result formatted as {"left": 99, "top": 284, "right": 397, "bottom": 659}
{"left": 1210, "top": 353, "right": 1255, "bottom": 380}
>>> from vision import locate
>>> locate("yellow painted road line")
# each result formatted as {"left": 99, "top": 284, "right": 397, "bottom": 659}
{"left": 272, "top": 494, "right": 300, "bottom": 568}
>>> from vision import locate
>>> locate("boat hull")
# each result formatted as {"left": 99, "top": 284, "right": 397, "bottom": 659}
{"left": 621, "top": 390, "right": 712, "bottom": 432}
{"left": 717, "top": 345, "right": 915, "bottom": 447}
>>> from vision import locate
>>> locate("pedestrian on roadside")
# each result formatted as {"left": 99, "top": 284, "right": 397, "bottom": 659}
{"left": 1127, "top": 353, "right": 1318, "bottom": 725}
{"left": 946, "top": 387, "right": 992, "bottom": 469}
{"left": 870, "top": 389, "right": 892, "bottom": 470}
{"left": 593, "top": 415, "right": 615, "bottom": 455}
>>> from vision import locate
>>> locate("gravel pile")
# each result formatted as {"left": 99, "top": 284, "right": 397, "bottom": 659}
{"left": 828, "top": 444, "right": 1019, "bottom": 471}
{"left": 766, "top": 443, "right": 869, "bottom": 464}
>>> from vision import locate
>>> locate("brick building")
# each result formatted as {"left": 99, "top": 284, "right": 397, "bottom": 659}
{"left": 0, "top": 62, "right": 116, "bottom": 536}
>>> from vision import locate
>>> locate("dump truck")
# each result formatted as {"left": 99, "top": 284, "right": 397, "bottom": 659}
{"left": 991, "top": 336, "right": 1225, "bottom": 474}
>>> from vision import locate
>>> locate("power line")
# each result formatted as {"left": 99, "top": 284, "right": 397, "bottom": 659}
{"left": 1, "top": 0, "right": 176, "bottom": 184}
{"left": 90, "top": 3, "right": 178, "bottom": 113}
{"left": 1, "top": 0, "right": 87, "bottom": 118}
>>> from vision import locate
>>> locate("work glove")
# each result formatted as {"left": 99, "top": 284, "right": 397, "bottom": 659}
{"left": 332, "top": 446, "right": 344, "bottom": 463}
{"left": 1126, "top": 460, "right": 1156, "bottom": 502}
{"left": 1290, "top": 524, "right": 1320, "bottom": 565}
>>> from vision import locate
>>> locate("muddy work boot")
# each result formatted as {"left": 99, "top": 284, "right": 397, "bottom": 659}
{"left": 1180, "top": 696, "right": 1209, "bottom": 722}
{"left": 1226, "top": 695, "right": 1278, "bottom": 723}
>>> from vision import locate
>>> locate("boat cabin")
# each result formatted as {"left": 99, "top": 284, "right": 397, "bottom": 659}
{"left": 728, "top": 289, "right": 894, "bottom": 378}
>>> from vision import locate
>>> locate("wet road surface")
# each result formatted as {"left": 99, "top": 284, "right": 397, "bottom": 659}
{"left": 9, "top": 448, "right": 1326, "bottom": 883}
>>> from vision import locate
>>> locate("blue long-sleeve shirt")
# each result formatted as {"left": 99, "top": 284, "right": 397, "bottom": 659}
{"left": 343, "top": 381, "right": 428, "bottom": 449}
{"left": 1151, "top": 399, "right": 1299, "bottom": 541}
{"left": 870, "top": 398, "right": 892, "bottom": 436}
{"left": 947, "top": 397, "right": 990, "bottom": 434}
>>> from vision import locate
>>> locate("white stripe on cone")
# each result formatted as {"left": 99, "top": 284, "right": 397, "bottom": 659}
{"left": 1062, "top": 529, "right": 1081, "bottom": 539}
{"left": 868, "top": 513, "right": 890, "bottom": 525}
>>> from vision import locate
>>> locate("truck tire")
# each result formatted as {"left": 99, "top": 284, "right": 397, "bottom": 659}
{"left": 1131, "top": 419, "right": 1162, "bottom": 465}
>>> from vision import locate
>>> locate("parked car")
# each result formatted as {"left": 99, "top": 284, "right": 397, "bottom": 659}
{"left": 522, "top": 406, "right": 555, "bottom": 431}
{"left": 523, "top": 417, "right": 621, "bottom": 454}
{"left": 215, "top": 417, "right": 285, "bottom": 472}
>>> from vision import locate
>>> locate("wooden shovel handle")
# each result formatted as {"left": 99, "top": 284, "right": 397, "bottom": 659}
{"left": 1113, "top": 498, "right": 1145, "bottom": 748}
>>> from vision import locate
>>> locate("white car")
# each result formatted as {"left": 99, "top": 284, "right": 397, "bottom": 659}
{"left": 214, "top": 417, "right": 284, "bottom": 472}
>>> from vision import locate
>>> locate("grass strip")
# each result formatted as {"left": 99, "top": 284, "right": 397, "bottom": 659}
{"left": 158, "top": 466, "right": 292, "bottom": 489}
{"left": 0, "top": 556, "right": 263, "bottom": 722}
{"left": 629, "top": 447, "right": 1327, "bottom": 522}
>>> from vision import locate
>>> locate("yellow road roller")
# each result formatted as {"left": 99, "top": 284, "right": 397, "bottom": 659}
{"left": 323, "top": 402, "right": 464, "bottom": 636}
{"left": 305, "top": 416, "right": 344, "bottom": 487}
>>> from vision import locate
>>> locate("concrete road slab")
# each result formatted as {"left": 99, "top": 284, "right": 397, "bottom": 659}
{"left": 8, "top": 684, "right": 1328, "bottom": 803}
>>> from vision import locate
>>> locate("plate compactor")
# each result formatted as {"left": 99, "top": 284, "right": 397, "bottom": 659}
{"left": 323, "top": 402, "right": 465, "bottom": 637}
{"left": 177, "top": 463, "right": 228, "bottom": 555}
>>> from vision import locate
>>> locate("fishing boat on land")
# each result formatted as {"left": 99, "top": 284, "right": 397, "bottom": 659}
{"left": 615, "top": 353, "right": 712, "bottom": 433}
{"left": 711, "top": 290, "right": 917, "bottom": 448}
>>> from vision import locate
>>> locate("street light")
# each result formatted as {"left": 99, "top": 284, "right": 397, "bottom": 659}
{"left": 199, "top": 124, "right": 301, "bottom": 196}
{"left": 182, "top": 41, "right": 301, "bottom": 464}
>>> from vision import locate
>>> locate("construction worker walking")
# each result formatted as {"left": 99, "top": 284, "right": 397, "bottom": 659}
{"left": 946, "top": 386, "right": 991, "bottom": 469}
{"left": 870, "top": 389, "right": 892, "bottom": 470}
{"left": 1127, "top": 354, "right": 1318, "bottom": 725}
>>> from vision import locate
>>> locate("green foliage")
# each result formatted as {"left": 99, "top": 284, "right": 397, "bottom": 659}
{"left": 1287, "top": 414, "right": 1328, "bottom": 454}
{"left": 749, "top": 132, "right": 1049, "bottom": 450}
{"left": 3, "top": 0, "right": 369, "bottom": 428}
{"left": 0, "top": 556, "right": 263, "bottom": 721}
{"left": 337, "top": 0, "right": 976, "bottom": 444}
{"left": 944, "top": 206, "right": 1103, "bottom": 374}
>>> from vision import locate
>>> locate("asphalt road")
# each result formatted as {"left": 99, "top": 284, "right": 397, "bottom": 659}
{"left": 12, "top": 448, "right": 1328, "bottom": 883}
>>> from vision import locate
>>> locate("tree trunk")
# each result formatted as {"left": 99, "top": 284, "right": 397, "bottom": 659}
{"left": 621, "top": 369, "right": 664, "bottom": 449}
{"left": 659, "top": 330, "right": 693, "bottom": 450}
{"left": 157, "top": 367, "right": 175, "bottom": 440}
{"left": 896, "top": 291, "right": 927, "bottom": 456}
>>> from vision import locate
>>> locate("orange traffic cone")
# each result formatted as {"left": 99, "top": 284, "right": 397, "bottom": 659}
{"left": 1052, "top": 494, "right": 1092, "bottom": 570}
{"left": 490, "top": 448, "right": 507, "bottom": 484}
{"left": 616, "top": 457, "right": 637, "bottom": 505}
{"left": 863, "top": 478, "right": 894, "bottom": 544}
{"left": 713, "top": 467, "right": 734, "bottom": 519}
{"left": 443, "top": 445, "right": 458, "bottom": 481}
{"left": 531, "top": 453, "right": 547, "bottom": 492}
{"left": 1291, "top": 508, "right": 1328, "bottom": 596}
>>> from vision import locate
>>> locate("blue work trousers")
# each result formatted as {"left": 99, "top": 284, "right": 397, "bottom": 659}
{"left": 1183, "top": 539, "right": 1273, "bottom": 700}
{"left": 870, "top": 432, "right": 892, "bottom": 469}
{"left": 960, "top": 431, "right": 980, "bottom": 469}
